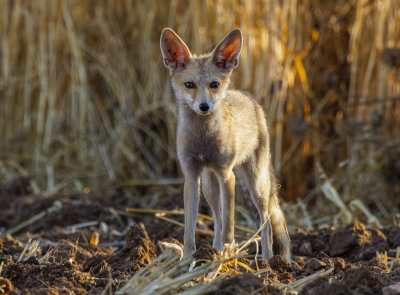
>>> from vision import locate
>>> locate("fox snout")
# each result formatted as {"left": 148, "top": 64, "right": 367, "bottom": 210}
{"left": 199, "top": 103, "right": 209, "bottom": 112}
{"left": 188, "top": 90, "right": 215, "bottom": 115}
{"left": 196, "top": 101, "right": 214, "bottom": 115}
{"left": 181, "top": 87, "right": 216, "bottom": 115}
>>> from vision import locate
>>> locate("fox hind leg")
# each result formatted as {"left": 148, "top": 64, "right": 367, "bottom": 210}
{"left": 241, "top": 163, "right": 291, "bottom": 262}
{"left": 236, "top": 143, "right": 291, "bottom": 262}
{"left": 236, "top": 160, "right": 274, "bottom": 260}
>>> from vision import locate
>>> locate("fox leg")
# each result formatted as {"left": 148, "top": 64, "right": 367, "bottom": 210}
{"left": 238, "top": 155, "right": 291, "bottom": 261}
{"left": 237, "top": 156, "right": 274, "bottom": 260}
{"left": 183, "top": 172, "right": 200, "bottom": 257}
{"left": 248, "top": 182, "right": 274, "bottom": 260}
{"left": 216, "top": 171, "right": 236, "bottom": 247}
{"left": 201, "top": 170, "right": 222, "bottom": 250}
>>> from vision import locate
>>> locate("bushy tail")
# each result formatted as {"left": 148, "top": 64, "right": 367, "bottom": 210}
{"left": 270, "top": 196, "right": 291, "bottom": 262}
{"left": 269, "top": 172, "right": 291, "bottom": 262}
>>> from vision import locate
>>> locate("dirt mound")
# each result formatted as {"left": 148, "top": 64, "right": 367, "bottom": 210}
{"left": 0, "top": 224, "right": 156, "bottom": 294}
{"left": 299, "top": 266, "right": 390, "bottom": 295}
{"left": 193, "top": 242, "right": 217, "bottom": 261}
{"left": 291, "top": 223, "right": 390, "bottom": 262}
{"left": 0, "top": 178, "right": 398, "bottom": 294}
{"left": 81, "top": 224, "right": 157, "bottom": 292}
{"left": 211, "top": 273, "right": 281, "bottom": 295}
{"left": 3, "top": 259, "right": 95, "bottom": 294}
{"left": 387, "top": 225, "right": 400, "bottom": 248}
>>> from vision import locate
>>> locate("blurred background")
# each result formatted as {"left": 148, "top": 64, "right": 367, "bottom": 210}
{"left": 0, "top": 0, "right": 399, "bottom": 228}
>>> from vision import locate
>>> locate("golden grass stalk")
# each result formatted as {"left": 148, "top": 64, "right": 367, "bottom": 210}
{"left": 377, "top": 247, "right": 400, "bottom": 271}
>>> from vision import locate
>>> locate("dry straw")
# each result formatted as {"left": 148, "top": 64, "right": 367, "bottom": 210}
{"left": 0, "top": 0, "right": 399, "bottom": 222}
{"left": 116, "top": 223, "right": 334, "bottom": 295}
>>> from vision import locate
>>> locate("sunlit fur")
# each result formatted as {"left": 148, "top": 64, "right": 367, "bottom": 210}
{"left": 161, "top": 28, "right": 291, "bottom": 262}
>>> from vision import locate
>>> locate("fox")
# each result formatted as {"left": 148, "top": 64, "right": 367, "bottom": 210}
{"left": 160, "top": 28, "right": 291, "bottom": 261}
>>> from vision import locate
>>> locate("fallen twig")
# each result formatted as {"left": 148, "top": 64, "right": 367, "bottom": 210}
{"left": 281, "top": 267, "right": 334, "bottom": 292}
{"left": 7, "top": 201, "right": 62, "bottom": 235}
{"left": 17, "top": 239, "right": 40, "bottom": 263}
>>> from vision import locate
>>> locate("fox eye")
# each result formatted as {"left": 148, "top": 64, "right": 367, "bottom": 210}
{"left": 210, "top": 81, "right": 219, "bottom": 89}
{"left": 184, "top": 82, "right": 196, "bottom": 89}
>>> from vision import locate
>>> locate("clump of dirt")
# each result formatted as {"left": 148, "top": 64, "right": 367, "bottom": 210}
{"left": 299, "top": 277, "right": 350, "bottom": 295}
{"left": 329, "top": 223, "right": 388, "bottom": 260}
{"left": 0, "top": 177, "right": 32, "bottom": 228}
{"left": 300, "top": 265, "right": 390, "bottom": 295}
{"left": 1, "top": 177, "right": 32, "bottom": 197}
{"left": 291, "top": 223, "right": 390, "bottom": 262}
{"left": 83, "top": 224, "right": 157, "bottom": 292}
{"left": 0, "top": 224, "right": 156, "bottom": 294}
{"left": 387, "top": 225, "right": 400, "bottom": 248}
{"left": 0, "top": 234, "right": 25, "bottom": 260}
{"left": 268, "top": 255, "right": 292, "bottom": 273}
{"left": 2, "top": 259, "right": 95, "bottom": 294}
{"left": 209, "top": 223, "right": 399, "bottom": 294}
{"left": 193, "top": 242, "right": 217, "bottom": 261}
{"left": 211, "top": 273, "right": 281, "bottom": 295}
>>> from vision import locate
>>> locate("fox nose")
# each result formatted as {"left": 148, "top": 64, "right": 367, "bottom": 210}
{"left": 199, "top": 103, "right": 209, "bottom": 112}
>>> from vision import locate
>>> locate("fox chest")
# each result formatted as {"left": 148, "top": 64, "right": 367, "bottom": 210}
{"left": 178, "top": 133, "right": 231, "bottom": 168}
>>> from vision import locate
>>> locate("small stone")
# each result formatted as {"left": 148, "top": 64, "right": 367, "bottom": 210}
{"left": 306, "top": 258, "right": 326, "bottom": 270}
{"left": 268, "top": 255, "right": 291, "bottom": 273}
{"left": 278, "top": 271, "right": 293, "bottom": 284}
{"left": 383, "top": 282, "right": 400, "bottom": 295}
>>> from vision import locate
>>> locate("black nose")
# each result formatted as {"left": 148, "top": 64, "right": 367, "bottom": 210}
{"left": 199, "top": 103, "right": 209, "bottom": 112}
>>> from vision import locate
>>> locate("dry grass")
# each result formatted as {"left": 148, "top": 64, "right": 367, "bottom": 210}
{"left": 116, "top": 235, "right": 335, "bottom": 295}
{"left": 0, "top": 0, "right": 399, "bottom": 224}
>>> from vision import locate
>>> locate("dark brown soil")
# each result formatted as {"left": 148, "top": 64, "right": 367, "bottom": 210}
{"left": 0, "top": 177, "right": 399, "bottom": 294}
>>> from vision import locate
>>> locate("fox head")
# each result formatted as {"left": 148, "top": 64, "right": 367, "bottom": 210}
{"left": 160, "top": 28, "right": 242, "bottom": 115}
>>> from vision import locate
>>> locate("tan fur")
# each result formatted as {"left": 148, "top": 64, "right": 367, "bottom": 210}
{"left": 160, "top": 28, "right": 291, "bottom": 261}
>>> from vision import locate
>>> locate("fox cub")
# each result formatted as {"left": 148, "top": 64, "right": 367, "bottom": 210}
{"left": 160, "top": 28, "right": 291, "bottom": 261}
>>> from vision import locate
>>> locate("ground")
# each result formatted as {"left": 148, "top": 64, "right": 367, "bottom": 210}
{"left": 0, "top": 177, "right": 399, "bottom": 294}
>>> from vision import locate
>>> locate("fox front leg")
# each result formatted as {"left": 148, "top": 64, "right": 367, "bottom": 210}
{"left": 201, "top": 170, "right": 223, "bottom": 251}
{"left": 183, "top": 174, "right": 200, "bottom": 257}
{"left": 218, "top": 172, "right": 236, "bottom": 246}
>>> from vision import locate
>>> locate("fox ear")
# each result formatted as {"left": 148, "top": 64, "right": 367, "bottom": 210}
{"left": 212, "top": 29, "right": 242, "bottom": 71}
{"left": 160, "top": 28, "right": 191, "bottom": 71}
